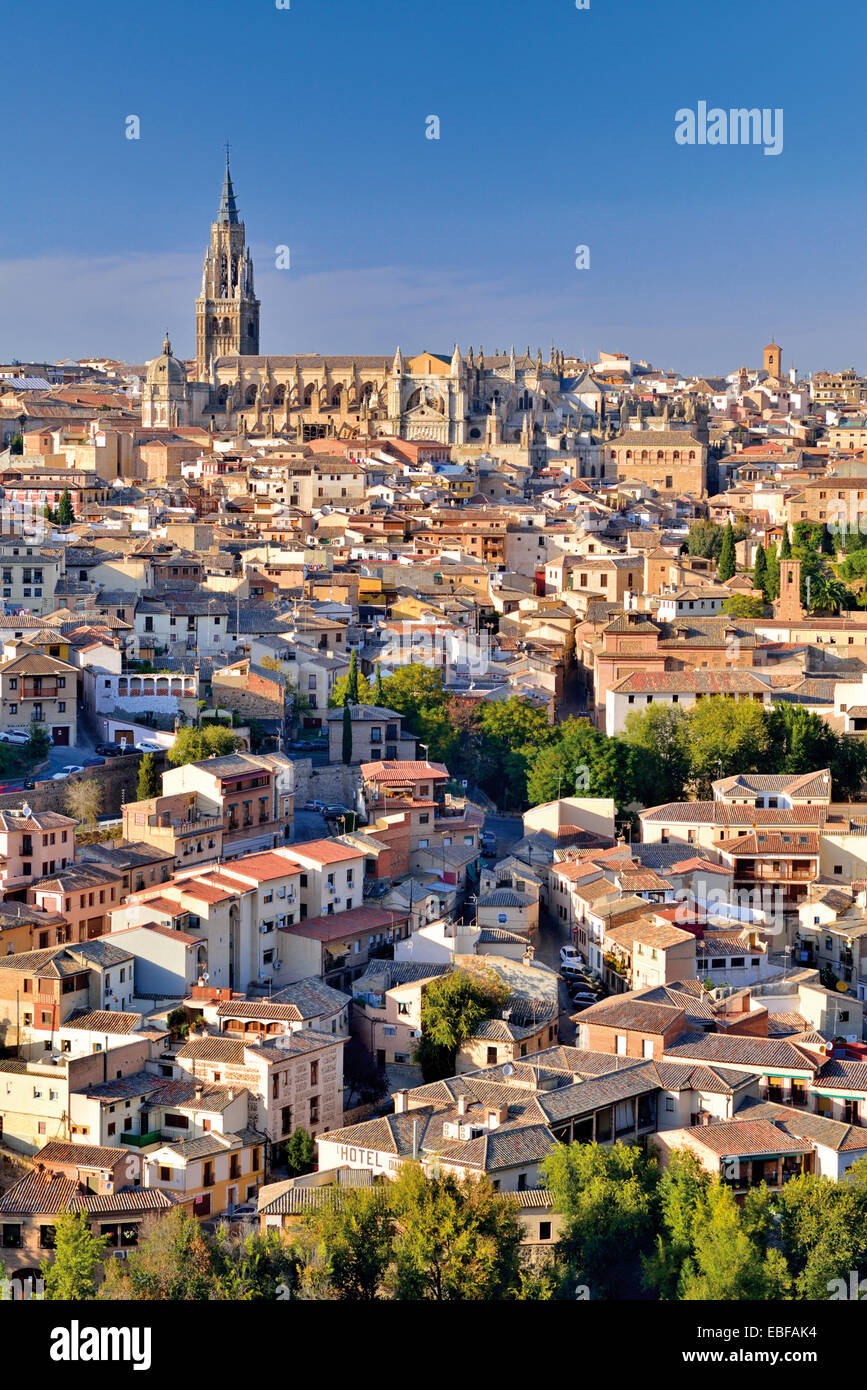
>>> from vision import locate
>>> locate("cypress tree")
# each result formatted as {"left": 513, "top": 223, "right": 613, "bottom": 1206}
{"left": 342, "top": 701, "right": 353, "bottom": 764}
{"left": 56, "top": 489, "right": 74, "bottom": 526}
{"left": 373, "top": 660, "right": 384, "bottom": 706}
{"left": 718, "top": 521, "right": 736, "bottom": 581}
{"left": 752, "top": 544, "right": 767, "bottom": 596}
{"left": 346, "top": 649, "right": 359, "bottom": 705}
{"left": 779, "top": 527, "right": 791, "bottom": 559}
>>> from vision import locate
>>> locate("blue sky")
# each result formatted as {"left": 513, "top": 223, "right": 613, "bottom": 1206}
{"left": 2, "top": 0, "right": 865, "bottom": 375}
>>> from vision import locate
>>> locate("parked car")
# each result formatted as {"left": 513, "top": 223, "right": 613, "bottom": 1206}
{"left": 52, "top": 764, "right": 85, "bottom": 780}
{"left": 81, "top": 756, "right": 104, "bottom": 768}
{"left": 570, "top": 990, "right": 599, "bottom": 1006}
{"left": 561, "top": 963, "right": 586, "bottom": 981}
{"left": 135, "top": 740, "right": 163, "bottom": 753}
{"left": 303, "top": 799, "right": 327, "bottom": 814}
{"left": 95, "top": 742, "right": 123, "bottom": 757}
{"left": 0, "top": 729, "right": 31, "bottom": 745}
{"left": 560, "top": 945, "right": 586, "bottom": 968}
{"left": 325, "top": 804, "right": 350, "bottom": 818}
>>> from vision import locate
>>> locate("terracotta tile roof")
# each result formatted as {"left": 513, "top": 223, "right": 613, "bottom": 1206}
{"left": 685, "top": 1117, "right": 812, "bottom": 1158}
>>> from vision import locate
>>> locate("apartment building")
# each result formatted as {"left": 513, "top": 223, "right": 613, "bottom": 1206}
{"left": 0, "top": 808, "right": 76, "bottom": 899}
{"left": 174, "top": 1027, "right": 344, "bottom": 1149}
{"left": 159, "top": 753, "right": 291, "bottom": 858}
{"left": 0, "top": 643, "right": 78, "bottom": 745}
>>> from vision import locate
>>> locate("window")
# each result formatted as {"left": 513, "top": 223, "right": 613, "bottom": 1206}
{"left": 615, "top": 1034, "right": 627, "bottom": 1055}
{"left": 309, "top": 1096, "right": 320, "bottom": 1125}
{"left": 310, "top": 1060, "right": 319, "bottom": 1086}
{"left": 642, "top": 1039, "right": 654, "bottom": 1059}
{"left": 539, "top": 1221, "right": 552, "bottom": 1241}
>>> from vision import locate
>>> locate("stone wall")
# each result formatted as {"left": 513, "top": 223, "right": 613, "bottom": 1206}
{"left": 0, "top": 752, "right": 169, "bottom": 819}
{"left": 290, "top": 757, "right": 363, "bottom": 808}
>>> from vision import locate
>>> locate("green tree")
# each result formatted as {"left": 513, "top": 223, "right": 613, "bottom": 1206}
{"left": 686, "top": 696, "right": 772, "bottom": 797}
{"left": 807, "top": 568, "right": 850, "bottom": 615}
{"left": 777, "top": 1162, "right": 867, "bottom": 1299}
{"left": 330, "top": 670, "right": 374, "bottom": 707}
{"left": 525, "top": 716, "right": 641, "bottom": 812}
{"left": 717, "top": 520, "right": 736, "bottom": 581}
{"left": 285, "top": 1126, "right": 317, "bottom": 1177}
{"left": 541, "top": 1141, "right": 659, "bottom": 1298}
{"left": 373, "top": 661, "right": 384, "bottom": 706}
{"left": 167, "top": 723, "right": 240, "bottom": 767}
{"left": 721, "top": 593, "right": 765, "bottom": 618}
{"left": 98, "top": 1207, "right": 219, "bottom": 1300}
{"left": 342, "top": 701, "right": 353, "bottom": 764}
{"left": 752, "top": 543, "right": 768, "bottom": 597}
{"left": 686, "top": 520, "right": 724, "bottom": 561}
{"left": 678, "top": 1181, "right": 791, "bottom": 1300}
{"left": 380, "top": 665, "right": 458, "bottom": 765}
{"left": 779, "top": 527, "right": 791, "bottom": 559}
{"left": 764, "top": 540, "right": 780, "bottom": 601}
{"left": 416, "top": 967, "right": 509, "bottom": 1079}
{"left": 388, "top": 1163, "right": 523, "bottom": 1301}
{"left": 27, "top": 720, "right": 51, "bottom": 760}
{"left": 311, "top": 1187, "right": 394, "bottom": 1300}
{"left": 136, "top": 752, "right": 160, "bottom": 800}
{"left": 642, "top": 1149, "right": 709, "bottom": 1298}
{"left": 56, "top": 488, "right": 74, "bottom": 526}
{"left": 42, "top": 1211, "right": 109, "bottom": 1300}
{"left": 476, "top": 697, "right": 557, "bottom": 806}
{"left": 9, "top": 432, "right": 23, "bottom": 455}
{"left": 621, "top": 704, "right": 691, "bottom": 806}
{"left": 346, "top": 648, "right": 360, "bottom": 705}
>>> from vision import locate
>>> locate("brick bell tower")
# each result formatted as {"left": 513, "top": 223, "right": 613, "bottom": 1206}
{"left": 195, "top": 149, "right": 260, "bottom": 381}
{"left": 776, "top": 554, "right": 803, "bottom": 620}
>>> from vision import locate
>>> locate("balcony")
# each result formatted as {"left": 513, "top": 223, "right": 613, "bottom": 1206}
{"left": 120, "top": 1129, "right": 162, "bottom": 1148}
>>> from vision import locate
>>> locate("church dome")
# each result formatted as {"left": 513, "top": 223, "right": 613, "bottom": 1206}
{"left": 147, "top": 333, "right": 187, "bottom": 389}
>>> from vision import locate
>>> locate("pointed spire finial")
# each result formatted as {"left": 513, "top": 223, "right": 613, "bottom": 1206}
{"left": 218, "top": 149, "right": 240, "bottom": 225}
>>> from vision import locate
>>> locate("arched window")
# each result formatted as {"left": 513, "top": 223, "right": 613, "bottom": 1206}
{"left": 273, "top": 385, "right": 286, "bottom": 406}
{"left": 211, "top": 317, "right": 219, "bottom": 335}
{"left": 673, "top": 451, "right": 680, "bottom": 460}
{"left": 331, "top": 388, "right": 342, "bottom": 408}
{"left": 626, "top": 450, "right": 632, "bottom": 459}
{"left": 217, "top": 385, "right": 230, "bottom": 406}
{"left": 245, "top": 385, "right": 257, "bottom": 406}
{"left": 689, "top": 451, "right": 696, "bottom": 460}
{"left": 656, "top": 450, "right": 664, "bottom": 460}
{"left": 222, "top": 318, "right": 231, "bottom": 336}
{"left": 303, "top": 384, "right": 315, "bottom": 406}
{"left": 517, "top": 390, "right": 533, "bottom": 410}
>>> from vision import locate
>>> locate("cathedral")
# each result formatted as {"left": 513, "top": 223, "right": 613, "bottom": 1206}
{"left": 145, "top": 156, "right": 616, "bottom": 457}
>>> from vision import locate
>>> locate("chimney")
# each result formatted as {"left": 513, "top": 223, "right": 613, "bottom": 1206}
{"left": 227, "top": 1087, "right": 235, "bottom": 1101}
{"left": 195, "top": 1082, "right": 204, "bottom": 1100}
{"left": 457, "top": 1093, "right": 469, "bottom": 1116}
{"left": 393, "top": 1089, "right": 408, "bottom": 1115}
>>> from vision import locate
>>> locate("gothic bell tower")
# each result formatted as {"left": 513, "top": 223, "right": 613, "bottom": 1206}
{"left": 195, "top": 150, "right": 260, "bottom": 381}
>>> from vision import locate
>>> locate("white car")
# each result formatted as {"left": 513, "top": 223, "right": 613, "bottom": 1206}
{"left": 560, "top": 945, "right": 585, "bottom": 968}
{"left": 52, "top": 764, "right": 85, "bottom": 780}
{"left": 135, "top": 740, "right": 163, "bottom": 753}
{"left": 0, "top": 729, "right": 30, "bottom": 745}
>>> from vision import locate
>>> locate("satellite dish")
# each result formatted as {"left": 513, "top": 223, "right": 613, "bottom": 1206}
{"left": 502, "top": 1063, "right": 515, "bottom": 1077}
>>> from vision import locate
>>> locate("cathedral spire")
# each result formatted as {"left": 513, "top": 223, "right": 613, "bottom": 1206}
{"left": 218, "top": 147, "right": 240, "bottom": 225}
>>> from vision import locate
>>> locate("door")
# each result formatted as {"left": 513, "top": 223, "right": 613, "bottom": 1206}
{"left": 52, "top": 726, "right": 69, "bottom": 746}
{"left": 376, "top": 1049, "right": 385, "bottom": 1069}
